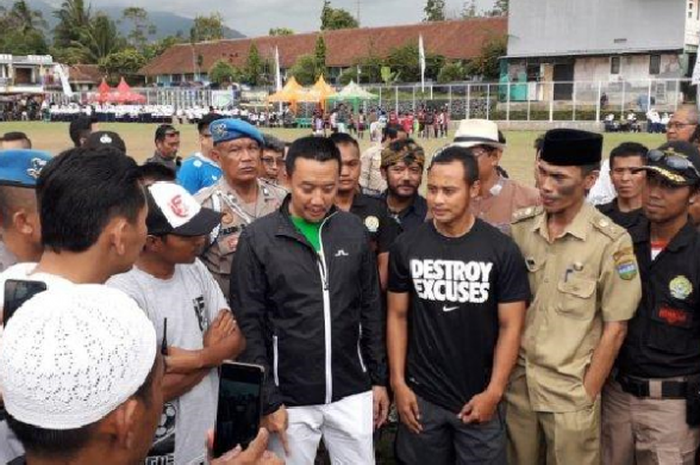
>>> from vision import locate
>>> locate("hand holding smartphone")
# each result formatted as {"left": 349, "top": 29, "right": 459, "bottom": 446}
{"left": 213, "top": 362, "right": 265, "bottom": 458}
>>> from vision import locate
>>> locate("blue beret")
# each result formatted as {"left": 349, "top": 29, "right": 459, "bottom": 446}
{"left": 209, "top": 118, "right": 264, "bottom": 146}
{"left": 0, "top": 149, "right": 52, "bottom": 188}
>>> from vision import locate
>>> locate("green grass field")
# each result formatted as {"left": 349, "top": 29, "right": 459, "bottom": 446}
{"left": 0, "top": 122, "right": 667, "bottom": 185}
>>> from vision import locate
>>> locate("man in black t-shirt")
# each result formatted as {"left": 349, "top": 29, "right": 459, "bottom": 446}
{"left": 388, "top": 146, "right": 530, "bottom": 464}
{"left": 596, "top": 142, "right": 647, "bottom": 230}
{"left": 331, "top": 132, "right": 401, "bottom": 290}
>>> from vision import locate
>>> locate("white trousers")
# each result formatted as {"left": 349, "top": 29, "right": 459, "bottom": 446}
{"left": 270, "top": 390, "right": 375, "bottom": 465}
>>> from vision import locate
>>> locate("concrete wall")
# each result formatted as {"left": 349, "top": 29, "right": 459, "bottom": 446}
{"left": 574, "top": 54, "right": 683, "bottom": 81}
{"left": 509, "top": 0, "right": 688, "bottom": 57}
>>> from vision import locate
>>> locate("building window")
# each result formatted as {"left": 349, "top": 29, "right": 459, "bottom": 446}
{"left": 184, "top": 73, "right": 194, "bottom": 81}
{"left": 649, "top": 54, "right": 661, "bottom": 75}
{"left": 171, "top": 74, "right": 182, "bottom": 83}
{"left": 690, "top": 1, "right": 694, "bottom": 18}
{"left": 610, "top": 56, "right": 621, "bottom": 75}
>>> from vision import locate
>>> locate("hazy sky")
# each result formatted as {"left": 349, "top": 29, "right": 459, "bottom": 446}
{"left": 81, "top": 0, "right": 499, "bottom": 37}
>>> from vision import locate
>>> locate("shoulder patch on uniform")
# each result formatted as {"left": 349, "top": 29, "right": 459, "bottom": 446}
{"left": 512, "top": 205, "right": 543, "bottom": 223}
{"left": 193, "top": 183, "right": 218, "bottom": 203}
{"left": 259, "top": 178, "right": 288, "bottom": 200}
{"left": 590, "top": 212, "right": 626, "bottom": 240}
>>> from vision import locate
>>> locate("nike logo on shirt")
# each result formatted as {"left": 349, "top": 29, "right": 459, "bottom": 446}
{"left": 443, "top": 305, "right": 459, "bottom": 312}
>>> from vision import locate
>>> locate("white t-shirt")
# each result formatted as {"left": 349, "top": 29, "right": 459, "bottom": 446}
{"left": 107, "top": 259, "right": 228, "bottom": 465}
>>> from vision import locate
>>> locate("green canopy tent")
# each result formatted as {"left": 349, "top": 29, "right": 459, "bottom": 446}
{"left": 327, "top": 81, "right": 378, "bottom": 113}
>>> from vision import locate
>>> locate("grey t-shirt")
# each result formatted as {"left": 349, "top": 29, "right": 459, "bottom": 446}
{"left": 108, "top": 259, "right": 228, "bottom": 465}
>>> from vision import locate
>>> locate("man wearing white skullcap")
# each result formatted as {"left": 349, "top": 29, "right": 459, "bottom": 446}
{"left": 0, "top": 285, "right": 163, "bottom": 464}
{"left": 0, "top": 285, "right": 281, "bottom": 465}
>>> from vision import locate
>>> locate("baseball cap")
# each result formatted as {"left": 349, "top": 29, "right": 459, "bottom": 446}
{"left": 210, "top": 118, "right": 264, "bottom": 146}
{"left": 0, "top": 149, "right": 52, "bottom": 187}
{"left": 154, "top": 124, "right": 179, "bottom": 142}
{"left": 84, "top": 131, "right": 127, "bottom": 153}
{"left": 146, "top": 182, "right": 221, "bottom": 236}
{"left": 637, "top": 141, "right": 700, "bottom": 186}
{"left": 0, "top": 285, "right": 156, "bottom": 429}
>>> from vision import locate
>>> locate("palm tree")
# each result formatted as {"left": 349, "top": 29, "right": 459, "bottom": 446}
{"left": 53, "top": 0, "right": 92, "bottom": 48}
{"left": 8, "top": 0, "right": 47, "bottom": 34}
{"left": 69, "top": 13, "right": 124, "bottom": 63}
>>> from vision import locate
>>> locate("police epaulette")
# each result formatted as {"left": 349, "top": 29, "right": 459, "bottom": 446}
{"left": 590, "top": 213, "right": 626, "bottom": 240}
{"left": 512, "top": 205, "right": 543, "bottom": 223}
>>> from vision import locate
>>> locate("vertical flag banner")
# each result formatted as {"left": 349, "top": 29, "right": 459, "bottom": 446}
{"left": 419, "top": 34, "right": 426, "bottom": 93}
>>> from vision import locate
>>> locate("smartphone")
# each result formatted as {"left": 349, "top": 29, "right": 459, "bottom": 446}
{"left": 3, "top": 279, "right": 47, "bottom": 326}
{"left": 213, "top": 362, "right": 265, "bottom": 458}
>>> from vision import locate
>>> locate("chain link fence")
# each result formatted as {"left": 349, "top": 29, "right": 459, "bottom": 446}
{"left": 41, "top": 78, "right": 694, "bottom": 122}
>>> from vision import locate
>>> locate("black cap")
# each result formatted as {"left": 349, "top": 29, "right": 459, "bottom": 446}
{"left": 540, "top": 129, "right": 603, "bottom": 166}
{"left": 155, "top": 124, "right": 179, "bottom": 142}
{"left": 85, "top": 131, "right": 126, "bottom": 153}
{"left": 638, "top": 141, "right": 700, "bottom": 186}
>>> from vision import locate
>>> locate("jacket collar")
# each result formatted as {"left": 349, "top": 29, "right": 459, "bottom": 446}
{"left": 274, "top": 195, "right": 339, "bottom": 241}
{"left": 632, "top": 217, "right": 697, "bottom": 252}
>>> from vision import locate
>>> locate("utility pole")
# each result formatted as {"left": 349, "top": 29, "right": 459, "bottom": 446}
{"left": 356, "top": 0, "right": 361, "bottom": 25}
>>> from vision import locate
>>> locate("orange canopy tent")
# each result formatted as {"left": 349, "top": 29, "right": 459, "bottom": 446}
{"left": 297, "top": 76, "right": 337, "bottom": 110}
{"left": 267, "top": 77, "right": 310, "bottom": 113}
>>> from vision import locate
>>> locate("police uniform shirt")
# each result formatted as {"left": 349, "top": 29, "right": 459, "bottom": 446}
{"left": 617, "top": 219, "right": 700, "bottom": 379}
{"left": 389, "top": 219, "right": 530, "bottom": 413}
{"left": 596, "top": 198, "right": 645, "bottom": 232}
{"left": 350, "top": 193, "right": 401, "bottom": 254}
{"left": 511, "top": 203, "right": 641, "bottom": 412}
{"left": 196, "top": 178, "right": 286, "bottom": 295}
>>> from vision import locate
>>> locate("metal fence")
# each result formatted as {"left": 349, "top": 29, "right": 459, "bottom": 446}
{"left": 42, "top": 78, "right": 695, "bottom": 122}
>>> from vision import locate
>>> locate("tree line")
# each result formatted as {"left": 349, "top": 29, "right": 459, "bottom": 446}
{"left": 0, "top": 0, "right": 507, "bottom": 86}
{"left": 0, "top": 0, "right": 228, "bottom": 83}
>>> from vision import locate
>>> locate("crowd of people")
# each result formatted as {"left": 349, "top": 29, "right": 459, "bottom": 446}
{"left": 0, "top": 104, "right": 699, "bottom": 465}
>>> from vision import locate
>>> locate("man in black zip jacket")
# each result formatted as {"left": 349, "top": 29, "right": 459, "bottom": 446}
{"left": 233, "top": 136, "right": 389, "bottom": 465}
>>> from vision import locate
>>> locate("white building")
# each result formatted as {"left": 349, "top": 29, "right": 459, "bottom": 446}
{"left": 505, "top": 0, "right": 700, "bottom": 105}
{"left": 0, "top": 54, "right": 55, "bottom": 94}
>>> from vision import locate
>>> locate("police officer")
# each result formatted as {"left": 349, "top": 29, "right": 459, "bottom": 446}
{"left": 196, "top": 119, "right": 286, "bottom": 296}
{"left": 602, "top": 141, "right": 700, "bottom": 464}
{"left": 0, "top": 149, "right": 52, "bottom": 273}
{"left": 506, "top": 129, "right": 642, "bottom": 465}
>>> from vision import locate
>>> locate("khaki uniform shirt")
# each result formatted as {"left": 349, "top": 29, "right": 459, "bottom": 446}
{"left": 360, "top": 144, "right": 387, "bottom": 195}
{"left": 470, "top": 177, "right": 541, "bottom": 235}
{"left": 196, "top": 178, "right": 286, "bottom": 296}
{"left": 511, "top": 203, "right": 641, "bottom": 413}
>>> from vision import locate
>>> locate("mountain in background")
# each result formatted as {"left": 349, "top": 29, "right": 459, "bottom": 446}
{"left": 25, "top": 0, "right": 246, "bottom": 41}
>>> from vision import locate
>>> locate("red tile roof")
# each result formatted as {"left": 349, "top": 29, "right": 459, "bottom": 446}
{"left": 139, "top": 17, "right": 507, "bottom": 77}
{"left": 68, "top": 64, "right": 104, "bottom": 83}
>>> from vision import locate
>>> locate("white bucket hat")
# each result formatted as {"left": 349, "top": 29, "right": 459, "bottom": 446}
{"left": 452, "top": 119, "right": 505, "bottom": 150}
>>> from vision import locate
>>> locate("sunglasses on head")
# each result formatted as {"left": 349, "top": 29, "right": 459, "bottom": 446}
{"left": 647, "top": 149, "right": 700, "bottom": 178}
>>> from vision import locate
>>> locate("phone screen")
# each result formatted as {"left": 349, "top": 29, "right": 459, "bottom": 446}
{"left": 213, "top": 362, "right": 264, "bottom": 458}
{"left": 3, "top": 279, "right": 47, "bottom": 326}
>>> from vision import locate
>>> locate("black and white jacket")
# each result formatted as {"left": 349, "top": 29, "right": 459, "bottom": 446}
{"left": 232, "top": 197, "right": 387, "bottom": 414}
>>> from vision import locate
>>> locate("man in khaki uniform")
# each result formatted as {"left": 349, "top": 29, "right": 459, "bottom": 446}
{"left": 506, "top": 129, "right": 642, "bottom": 465}
{"left": 196, "top": 119, "right": 286, "bottom": 296}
